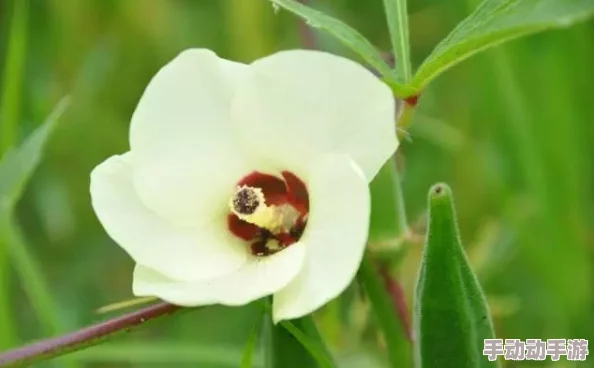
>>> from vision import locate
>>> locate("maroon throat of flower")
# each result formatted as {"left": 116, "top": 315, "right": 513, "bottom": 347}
{"left": 227, "top": 171, "right": 309, "bottom": 257}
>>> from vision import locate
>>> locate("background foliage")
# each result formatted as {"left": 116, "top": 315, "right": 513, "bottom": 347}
{"left": 0, "top": 0, "right": 592, "bottom": 367}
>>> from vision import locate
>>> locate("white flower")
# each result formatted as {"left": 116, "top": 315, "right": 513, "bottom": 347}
{"left": 90, "top": 49, "right": 397, "bottom": 322}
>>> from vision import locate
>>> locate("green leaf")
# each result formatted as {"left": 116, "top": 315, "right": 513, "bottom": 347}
{"left": 357, "top": 254, "right": 411, "bottom": 367}
{"left": 412, "top": 0, "right": 594, "bottom": 91}
{"left": 368, "top": 159, "right": 409, "bottom": 245}
{"left": 382, "top": 0, "right": 412, "bottom": 83}
{"left": 271, "top": 316, "right": 336, "bottom": 368}
{"left": 242, "top": 311, "right": 265, "bottom": 368}
{"left": 258, "top": 299, "right": 335, "bottom": 368}
{"left": 95, "top": 296, "right": 158, "bottom": 314}
{"left": 1, "top": 219, "right": 63, "bottom": 339}
{"left": 0, "top": 97, "right": 70, "bottom": 214}
{"left": 0, "top": 97, "right": 70, "bottom": 354}
{"left": 267, "top": 0, "right": 415, "bottom": 97}
{"left": 0, "top": 97, "right": 75, "bottom": 367}
{"left": 414, "top": 183, "right": 496, "bottom": 368}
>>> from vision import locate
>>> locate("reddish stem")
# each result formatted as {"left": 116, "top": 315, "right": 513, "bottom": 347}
{"left": 404, "top": 95, "right": 419, "bottom": 107}
{"left": 0, "top": 302, "right": 183, "bottom": 366}
{"left": 378, "top": 265, "right": 413, "bottom": 341}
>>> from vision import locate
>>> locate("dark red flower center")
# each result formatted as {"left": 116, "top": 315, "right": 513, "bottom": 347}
{"left": 227, "top": 171, "right": 309, "bottom": 257}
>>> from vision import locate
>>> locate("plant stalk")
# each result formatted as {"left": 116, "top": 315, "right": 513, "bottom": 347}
{"left": 396, "top": 98, "right": 418, "bottom": 141}
{"left": 0, "top": 302, "right": 184, "bottom": 367}
{"left": 0, "top": 0, "right": 30, "bottom": 350}
{"left": 0, "top": 0, "right": 29, "bottom": 155}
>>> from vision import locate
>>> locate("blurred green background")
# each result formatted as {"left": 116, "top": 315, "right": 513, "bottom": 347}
{"left": 0, "top": 0, "right": 592, "bottom": 367}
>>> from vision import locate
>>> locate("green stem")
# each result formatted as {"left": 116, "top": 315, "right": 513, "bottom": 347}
{"left": 382, "top": 0, "right": 412, "bottom": 83}
{"left": 0, "top": 0, "right": 30, "bottom": 350}
{"left": 0, "top": 0, "right": 29, "bottom": 155}
{"left": 262, "top": 316, "right": 274, "bottom": 368}
{"left": 358, "top": 255, "right": 411, "bottom": 367}
{"left": 0, "top": 222, "right": 15, "bottom": 350}
{"left": 396, "top": 98, "right": 418, "bottom": 141}
{"left": 0, "top": 302, "right": 186, "bottom": 367}
{"left": 359, "top": 96, "right": 415, "bottom": 366}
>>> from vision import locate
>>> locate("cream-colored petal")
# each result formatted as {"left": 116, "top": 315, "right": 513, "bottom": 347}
{"left": 231, "top": 50, "right": 397, "bottom": 181}
{"left": 90, "top": 153, "right": 247, "bottom": 281}
{"left": 129, "top": 49, "right": 252, "bottom": 225}
{"left": 130, "top": 48, "right": 246, "bottom": 155}
{"left": 132, "top": 151, "right": 251, "bottom": 227}
{"left": 272, "top": 155, "right": 370, "bottom": 322}
{"left": 133, "top": 242, "right": 306, "bottom": 306}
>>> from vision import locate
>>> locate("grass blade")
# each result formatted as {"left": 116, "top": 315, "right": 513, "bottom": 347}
{"left": 0, "top": 0, "right": 29, "bottom": 155}
{"left": 277, "top": 318, "right": 336, "bottom": 368}
{"left": 241, "top": 311, "right": 265, "bottom": 368}
{"left": 0, "top": 0, "right": 31, "bottom": 349}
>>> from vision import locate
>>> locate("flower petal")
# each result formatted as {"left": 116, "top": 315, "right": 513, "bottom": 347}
{"left": 272, "top": 155, "right": 370, "bottom": 322}
{"left": 130, "top": 48, "right": 247, "bottom": 155}
{"left": 133, "top": 242, "right": 306, "bottom": 306}
{"left": 129, "top": 49, "right": 252, "bottom": 225}
{"left": 132, "top": 152, "right": 251, "bottom": 227}
{"left": 90, "top": 153, "right": 247, "bottom": 281}
{"left": 231, "top": 50, "right": 397, "bottom": 181}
